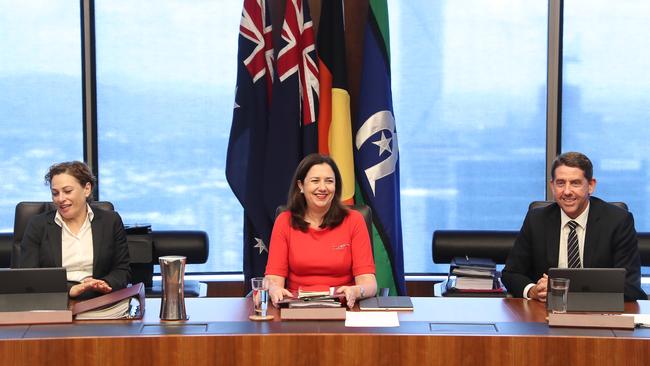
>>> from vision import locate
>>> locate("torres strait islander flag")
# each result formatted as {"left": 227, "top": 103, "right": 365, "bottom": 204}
{"left": 263, "top": 0, "right": 319, "bottom": 222}
{"left": 316, "top": 0, "right": 355, "bottom": 204}
{"left": 226, "top": 0, "right": 275, "bottom": 286}
{"left": 353, "top": 0, "right": 406, "bottom": 295}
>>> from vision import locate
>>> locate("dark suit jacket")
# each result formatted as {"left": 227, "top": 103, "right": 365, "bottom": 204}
{"left": 502, "top": 197, "right": 646, "bottom": 300}
{"left": 18, "top": 207, "right": 131, "bottom": 294}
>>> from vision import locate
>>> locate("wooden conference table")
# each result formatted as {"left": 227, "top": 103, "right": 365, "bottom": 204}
{"left": 1, "top": 297, "right": 650, "bottom": 366}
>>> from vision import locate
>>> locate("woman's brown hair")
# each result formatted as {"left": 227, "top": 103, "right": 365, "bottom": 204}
{"left": 44, "top": 161, "right": 97, "bottom": 202}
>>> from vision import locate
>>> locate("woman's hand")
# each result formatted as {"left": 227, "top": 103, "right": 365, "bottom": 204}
{"left": 265, "top": 275, "right": 292, "bottom": 307}
{"left": 69, "top": 278, "right": 112, "bottom": 297}
{"left": 337, "top": 274, "right": 377, "bottom": 308}
{"left": 268, "top": 284, "right": 293, "bottom": 307}
{"left": 336, "top": 285, "right": 363, "bottom": 308}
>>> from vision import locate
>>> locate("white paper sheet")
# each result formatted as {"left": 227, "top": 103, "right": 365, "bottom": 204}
{"left": 345, "top": 311, "right": 400, "bottom": 327}
{"left": 630, "top": 313, "right": 650, "bottom": 327}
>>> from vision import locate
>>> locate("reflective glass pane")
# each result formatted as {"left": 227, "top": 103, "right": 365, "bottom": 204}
{"left": 0, "top": 1, "right": 82, "bottom": 232}
{"left": 390, "top": 0, "right": 548, "bottom": 272}
{"left": 95, "top": 0, "right": 242, "bottom": 272}
{"left": 562, "top": 1, "right": 650, "bottom": 275}
{"left": 562, "top": 1, "right": 650, "bottom": 230}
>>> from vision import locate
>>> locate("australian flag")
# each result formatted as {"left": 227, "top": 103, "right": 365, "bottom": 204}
{"left": 353, "top": 1, "right": 406, "bottom": 295}
{"left": 262, "top": 0, "right": 319, "bottom": 222}
{"left": 226, "top": 0, "right": 275, "bottom": 288}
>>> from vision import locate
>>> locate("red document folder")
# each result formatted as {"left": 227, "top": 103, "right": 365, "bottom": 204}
{"left": 72, "top": 282, "right": 145, "bottom": 319}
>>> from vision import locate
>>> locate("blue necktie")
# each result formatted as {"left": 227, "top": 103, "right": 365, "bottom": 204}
{"left": 567, "top": 220, "right": 582, "bottom": 268}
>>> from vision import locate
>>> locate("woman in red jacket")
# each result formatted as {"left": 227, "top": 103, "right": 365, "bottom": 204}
{"left": 265, "top": 154, "right": 377, "bottom": 308}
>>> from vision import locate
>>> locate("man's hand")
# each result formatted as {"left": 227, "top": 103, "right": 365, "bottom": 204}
{"left": 527, "top": 274, "right": 548, "bottom": 302}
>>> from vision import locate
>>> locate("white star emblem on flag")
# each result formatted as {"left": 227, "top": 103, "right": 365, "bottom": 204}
{"left": 253, "top": 237, "right": 268, "bottom": 254}
{"left": 233, "top": 86, "right": 240, "bottom": 109}
{"left": 372, "top": 131, "right": 392, "bottom": 156}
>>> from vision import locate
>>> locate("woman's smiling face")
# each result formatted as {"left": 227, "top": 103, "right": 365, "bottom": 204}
{"left": 50, "top": 172, "right": 91, "bottom": 222}
{"left": 298, "top": 163, "right": 336, "bottom": 213}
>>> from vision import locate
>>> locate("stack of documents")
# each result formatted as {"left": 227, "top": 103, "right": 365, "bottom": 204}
{"left": 280, "top": 286, "right": 345, "bottom": 320}
{"left": 297, "top": 285, "right": 333, "bottom": 299}
{"left": 451, "top": 257, "right": 495, "bottom": 289}
{"left": 74, "top": 298, "right": 132, "bottom": 320}
{"left": 278, "top": 286, "right": 344, "bottom": 309}
{"left": 444, "top": 257, "right": 505, "bottom": 296}
{"left": 454, "top": 276, "right": 494, "bottom": 290}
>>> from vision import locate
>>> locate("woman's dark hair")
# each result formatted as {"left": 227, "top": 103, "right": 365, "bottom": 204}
{"left": 287, "top": 153, "right": 348, "bottom": 231}
{"left": 44, "top": 161, "right": 97, "bottom": 202}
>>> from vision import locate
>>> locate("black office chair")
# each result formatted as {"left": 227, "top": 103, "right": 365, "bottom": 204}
{"left": 11, "top": 201, "right": 114, "bottom": 268}
{"left": 0, "top": 232, "right": 13, "bottom": 268}
{"left": 432, "top": 230, "right": 517, "bottom": 265}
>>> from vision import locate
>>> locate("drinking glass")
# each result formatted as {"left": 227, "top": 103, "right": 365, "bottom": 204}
{"left": 251, "top": 277, "right": 269, "bottom": 317}
{"left": 548, "top": 277, "right": 570, "bottom": 313}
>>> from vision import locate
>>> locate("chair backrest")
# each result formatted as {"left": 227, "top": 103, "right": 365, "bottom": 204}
{"left": 432, "top": 230, "right": 518, "bottom": 264}
{"left": 528, "top": 200, "right": 628, "bottom": 211}
{"left": 11, "top": 201, "right": 114, "bottom": 267}
{"left": 128, "top": 229, "right": 209, "bottom": 292}
{"left": 275, "top": 204, "right": 373, "bottom": 247}
{"left": 151, "top": 230, "right": 209, "bottom": 263}
{"left": 0, "top": 233, "right": 12, "bottom": 268}
{"left": 638, "top": 233, "right": 650, "bottom": 266}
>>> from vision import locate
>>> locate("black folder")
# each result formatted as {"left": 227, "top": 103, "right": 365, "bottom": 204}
{"left": 359, "top": 296, "right": 413, "bottom": 311}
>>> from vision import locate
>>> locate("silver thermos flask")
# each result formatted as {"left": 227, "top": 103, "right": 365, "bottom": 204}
{"left": 159, "top": 255, "right": 188, "bottom": 320}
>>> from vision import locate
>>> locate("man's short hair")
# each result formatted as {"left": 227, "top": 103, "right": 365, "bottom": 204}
{"left": 551, "top": 152, "right": 593, "bottom": 181}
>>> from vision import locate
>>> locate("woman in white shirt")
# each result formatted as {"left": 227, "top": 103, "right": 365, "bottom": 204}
{"left": 19, "top": 161, "right": 131, "bottom": 298}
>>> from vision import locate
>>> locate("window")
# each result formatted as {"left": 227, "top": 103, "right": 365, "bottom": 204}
{"left": 562, "top": 0, "right": 650, "bottom": 230}
{"left": 3, "top": 1, "right": 647, "bottom": 276}
{"left": 390, "top": 0, "right": 548, "bottom": 272}
{"left": 562, "top": 0, "right": 650, "bottom": 275}
{"left": 0, "top": 1, "right": 82, "bottom": 232}
{"left": 94, "top": 0, "right": 243, "bottom": 272}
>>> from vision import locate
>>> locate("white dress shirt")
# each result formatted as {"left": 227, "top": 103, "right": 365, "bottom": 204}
{"left": 55, "top": 204, "right": 94, "bottom": 282}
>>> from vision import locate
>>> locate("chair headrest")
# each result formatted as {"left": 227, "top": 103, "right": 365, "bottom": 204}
{"left": 151, "top": 230, "right": 209, "bottom": 264}
{"left": 432, "top": 230, "right": 518, "bottom": 264}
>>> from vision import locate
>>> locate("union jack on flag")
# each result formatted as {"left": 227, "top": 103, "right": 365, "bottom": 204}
{"left": 262, "top": 0, "right": 319, "bottom": 230}
{"left": 239, "top": 0, "right": 274, "bottom": 93}
{"left": 276, "top": 0, "right": 319, "bottom": 125}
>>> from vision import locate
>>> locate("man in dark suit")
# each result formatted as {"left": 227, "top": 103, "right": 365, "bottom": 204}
{"left": 502, "top": 152, "right": 646, "bottom": 301}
